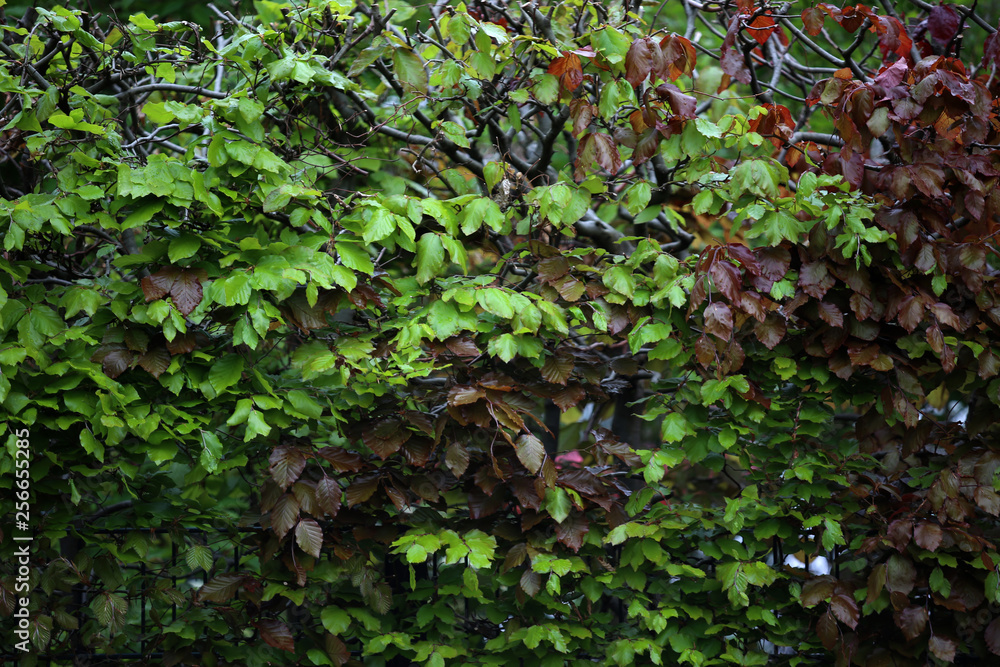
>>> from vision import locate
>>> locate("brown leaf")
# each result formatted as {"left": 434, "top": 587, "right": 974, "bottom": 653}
{"left": 166, "top": 332, "right": 198, "bottom": 355}
{"left": 929, "top": 635, "right": 957, "bottom": 662}
{"left": 141, "top": 266, "right": 179, "bottom": 301}
{"left": 830, "top": 593, "right": 859, "bottom": 630}
{"left": 445, "top": 442, "right": 470, "bottom": 477}
{"left": 754, "top": 315, "right": 786, "bottom": 350}
{"left": 704, "top": 302, "right": 734, "bottom": 340}
{"left": 800, "top": 577, "right": 834, "bottom": 607}
{"left": 986, "top": 617, "right": 1000, "bottom": 656}
{"left": 198, "top": 573, "right": 245, "bottom": 603}
{"left": 914, "top": 522, "right": 943, "bottom": 551}
{"left": 625, "top": 38, "right": 653, "bottom": 87}
{"left": 326, "top": 634, "right": 350, "bottom": 666}
{"left": 802, "top": 6, "right": 825, "bottom": 35}
{"left": 799, "top": 261, "right": 834, "bottom": 299}
{"left": 895, "top": 605, "right": 928, "bottom": 640}
{"left": 817, "top": 302, "right": 844, "bottom": 329}
{"left": 317, "top": 446, "right": 364, "bottom": 472}
{"left": 975, "top": 486, "right": 1000, "bottom": 516}
{"left": 886, "top": 554, "right": 916, "bottom": 595}
{"left": 255, "top": 619, "right": 294, "bottom": 653}
{"left": 171, "top": 271, "right": 204, "bottom": 316}
{"left": 590, "top": 133, "right": 622, "bottom": 175}
{"left": 316, "top": 476, "right": 342, "bottom": 518}
{"left": 515, "top": 433, "right": 545, "bottom": 474}
{"left": 137, "top": 347, "right": 170, "bottom": 378}
{"left": 548, "top": 52, "right": 583, "bottom": 92}
{"left": 270, "top": 494, "right": 300, "bottom": 540}
{"left": 817, "top": 609, "right": 838, "bottom": 650}
{"left": 520, "top": 569, "right": 541, "bottom": 597}
{"left": 867, "top": 563, "right": 887, "bottom": 604}
{"left": 269, "top": 446, "right": 307, "bottom": 491}
{"left": 928, "top": 4, "right": 960, "bottom": 42}
{"left": 541, "top": 353, "right": 574, "bottom": 385}
{"left": 710, "top": 260, "right": 742, "bottom": 302}
{"left": 449, "top": 385, "right": 484, "bottom": 406}
{"left": 887, "top": 518, "right": 912, "bottom": 552}
{"left": 756, "top": 246, "right": 791, "bottom": 281}
{"left": 555, "top": 512, "right": 589, "bottom": 551}
{"left": 345, "top": 474, "right": 380, "bottom": 507}
{"left": 295, "top": 518, "right": 323, "bottom": 558}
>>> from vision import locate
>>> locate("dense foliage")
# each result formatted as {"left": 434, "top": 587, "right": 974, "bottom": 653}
{"left": 3, "top": 0, "right": 1000, "bottom": 665}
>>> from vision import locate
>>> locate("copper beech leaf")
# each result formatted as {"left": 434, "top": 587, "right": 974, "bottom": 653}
{"left": 270, "top": 446, "right": 306, "bottom": 491}
{"left": 270, "top": 493, "right": 300, "bottom": 539}
{"left": 986, "top": 618, "right": 1000, "bottom": 656}
{"left": 914, "top": 521, "right": 943, "bottom": 551}
{"left": 830, "top": 593, "right": 859, "bottom": 629}
{"left": 895, "top": 606, "right": 927, "bottom": 641}
{"left": 704, "top": 302, "right": 734, "bottom": 340}
{"left": 198, "top": 574, "right": 244, "bottom": 603}
{"left": 295, "top": 518, "right": 323, "bottom": 558}
{"left": 515, "top": 433, "right": 545, "bottom": 474}
{"left": 929, "top": 635, "right": 957, "bottom": 662}
{"left": 316, "top": 476, "right": 342, "bottom": 518}
{"left": 255, "top": 619, "right": 295, "bottom": 653}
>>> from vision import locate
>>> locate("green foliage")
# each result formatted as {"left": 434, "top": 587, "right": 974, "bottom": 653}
{"left": 2, "top": 0, "right": 1000, "bottom": 665}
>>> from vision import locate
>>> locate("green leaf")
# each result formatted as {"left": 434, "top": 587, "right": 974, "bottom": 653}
{"left": 210, "top": 354, "right": 244, "bottom": 393}
{"left": 393, "top": 47, "right": 428, "bottom": 93}
{"left": 543, "top": 487, "right": 571, "bottom": 524}
{"left": 415, "top": 233, "right": 446, "bottom": 284}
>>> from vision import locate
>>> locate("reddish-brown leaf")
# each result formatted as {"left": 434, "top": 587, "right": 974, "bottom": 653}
{"left": 929, "top": 635, "right": 957, "bottom": 662}
{"left": 295, "top": 518, "right": 323, "bottom": 558}
{"left": 255, "top": 619, "right": 294, "bottom": 653}
{"left": 754, "top": 315, "right": 786, "bottom": 350}
{"left": 817, "top": 302, "right": 844, "bottom": 329}
{"left": 657, "top": 34, "right": 697, "bottom": 81}
{"left": 928, "top": 4, "right": 961, "bottom": 43}
{"left": 515, "top": 433, "right": 545, "bottom": 474}
{"left": 886, "top": 554, "right": 916, "bottom": 595}
{"left": 888, "top": 518, "right": 912, "bottom": 552}
{"left": 756, "top": 246, "right": 791, "bottom": 281}
{"left": 802, "top": 6, "right": 825, "bottom": 35}
{"left": 895, "top": 605, "right": 928, "bottom": 640}
{"left": 541, "top": 354, "right": 574, "bottom": 385}
{"left": 799, "top": 261, "right": 834, "bottom": 299}
{"left": 710, "top": 260, "right": 742, "bottom": 302}
{"left": 831, "top": 593, "right": 859, "bottom": 630}
{"left": 590, "top": 133, "right": 622, "bottom": 175}
{"left": 345, "top": 474, "right": 379, "bottom": 507}
{"left": 914, "top": 521, "right": 943, "bottom": 551}
{"left": 704, "top": 302, "right": 734, "bottom": 340}
{"left": 746, "top": 14, "right": 777, "bottom": 46}
{"left": 317, "top": 446, "right": 364, "bottom": 472}
{"left": 896, "top": 295, "right": 924, "bottom": 333}
{"left": 801, "top": 577, "right": 835, "bottom": 607}
{"left": 198, "top": 574, "right": 245, "bottom": 603}
{"left": 326, "top": 635, "right": 350, "bottom": 666}
{"left": 625, "top": 38, "right": 653, "bottom": 87}
{"left": 270, "top": 446, "right": 307, "bottom": 491}
{"left": 695, "top": 334, "right": 717, "bottom": 366}
{"left": 445, "top": 442, "right": 470, "bottom": 478}
{"left": 986, "top": 617, "right": 1000, "bottom": 656}
{"left": 555, "top": 512, "right": 589, "bottom": 551}
{"left": 172, "top": 271, "right": 204, "bottom": 316}
{"left": 316, "top": 476, "right": 342, "bottom": 518}
{"left": 166, "top": 332, "right": 197, "bottom": 355}
{"left": 270, "top": 493, "right": 300, "bottom": 539}
{"left": 548, "top": 52, "right": 583, "bottom": 92}
{"left": 817, "top": 610, "right": 838, "bottom": 650}
{"left": 141, "top": 266, "right": 179, "bottom": 301}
